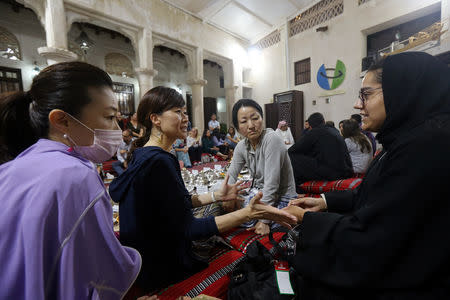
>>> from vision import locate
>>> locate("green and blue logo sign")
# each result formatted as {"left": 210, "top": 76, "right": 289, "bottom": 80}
{"left": 316, "top": 59, "right": 346, "bottom": 90}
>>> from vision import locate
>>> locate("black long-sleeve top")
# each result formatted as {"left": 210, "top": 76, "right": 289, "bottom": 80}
{"left": 110, "top": 146, "right": 218, "bottom": 292}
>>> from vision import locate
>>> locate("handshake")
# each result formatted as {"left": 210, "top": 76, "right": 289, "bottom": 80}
{"left": 282, "top": 194, "right": 328, "bottom": 224}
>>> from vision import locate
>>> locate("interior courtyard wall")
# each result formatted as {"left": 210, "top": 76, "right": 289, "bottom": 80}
{"left": 0, "top": 2, "right": 46, "bottom": 91}
{"left": 250, "top": 0, "right": 443, "bottom": 131}
{"left": 67, "top": 25, "right": 140, "bottom": 108}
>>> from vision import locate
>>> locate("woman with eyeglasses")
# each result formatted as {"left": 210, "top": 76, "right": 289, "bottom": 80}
{"left": 285, "top": 52, "right": 450, "bottom": 299}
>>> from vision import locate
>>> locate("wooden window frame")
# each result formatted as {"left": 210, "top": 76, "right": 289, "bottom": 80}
{"left": 294, "top": 58, "right": 311, "bottom": 86}
{"left": 0, "top": 66, "right": 23, "bottom": 93}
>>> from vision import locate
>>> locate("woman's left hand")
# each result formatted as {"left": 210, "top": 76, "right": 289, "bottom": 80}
{"left": 215, "top": 174, "right": 245, "bottom": 202}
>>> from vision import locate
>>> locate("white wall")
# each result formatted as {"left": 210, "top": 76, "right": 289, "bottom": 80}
{"left": 153, "top": 47, "right": 191, "bottom": 101}
{"left": 67, "top": 25, "right": 140, "bottom": 109}
{"left": 0, "top": 2, "right": 46, "bottom": 91}
{"left": 203, "top": 63, "right": 225, "bottom": 99}
{"left": 250, "top": 0, "right": 444, "bottom": 127}
{"left": 0, "top": 4, "right": 141, "bottom": 109}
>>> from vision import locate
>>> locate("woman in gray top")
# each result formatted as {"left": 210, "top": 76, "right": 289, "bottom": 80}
{"left": 226, "top": 99, "right": 298, "bottom": 235}
{"left": 342, "top": 119, "right": 372, "bottom": 173}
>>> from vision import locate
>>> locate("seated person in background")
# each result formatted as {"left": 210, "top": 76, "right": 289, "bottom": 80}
{"left": 225, "top": 126, "right": 239, "bottom": 149}
{"left": 187, "top": 127, "right": 202, "bottom": 164}
{"left": 275, "top": 120, "right": 295, "bottom": 149}
{"left": 116, "top": 111, "right": 125, "bottom": 129}
{"left": 113, "top": 129, "right": 133, "bottom": 176}
{"left": 212, "top": 128, "right": 230, "bottom": 158}
{"left": 173, "top": 138, "right": 192, "bottom": 168}
{"left": 325, "top": 120, "right": 341, "bottom": 135}
{"left": 284, "top": 52, "right": 450, "bottom": 300}
{"left": 301, "top": 120, "right": 310, "bottom": 136}
{"left": 128, "top": 112, "right": 144, "bottom": 138}
{"left": 288, "top": 112, "right": 353, "bottom": 185}
{"left": 226, "top": 99, "right": 299, "bottom": 235}
{"left": 351, "top": 113, "right": 376, "bottom": 155}
{"left": 202, "top": 129, "right": 227, "bottom": 160}
{"left": 341, "top": 118, "right": 372, "bottom": 174}
{"left": 338, "top": 120, "right": 345, "bottom": 135}
{"left": 208, "top": 113, "right": 220, "bottom": 131}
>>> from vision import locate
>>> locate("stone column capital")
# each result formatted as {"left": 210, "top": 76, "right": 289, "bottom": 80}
{"left": 38, "top": 47, "right": 78, "bottom": 64}
{"left": 187, "top": 78, "right": 207, "bottom": 86}
{"left": 225, "top": 85, "right": 239, "bottom": 91}
{"left": 134, "top": 67, "right": 158, "bottom": 77}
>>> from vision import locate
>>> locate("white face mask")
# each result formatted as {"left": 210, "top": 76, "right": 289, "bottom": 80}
{"left": 64, "top": 113, "right": 122, "bottom": 163}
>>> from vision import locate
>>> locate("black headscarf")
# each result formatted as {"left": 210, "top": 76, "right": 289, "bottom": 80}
{"left": 376, "top": 52, "right": 450, "bottom": 148}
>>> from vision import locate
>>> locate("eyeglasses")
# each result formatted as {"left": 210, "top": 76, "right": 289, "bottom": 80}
{"left": 359, "top": 87, "right": 382, "bottom": 105}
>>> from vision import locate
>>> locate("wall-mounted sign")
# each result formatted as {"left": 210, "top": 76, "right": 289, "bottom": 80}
{"left": 317, "top": 59, "right": 346, "bottom": 90}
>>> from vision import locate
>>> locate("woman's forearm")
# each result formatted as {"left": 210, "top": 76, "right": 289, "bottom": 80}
{"left": 215, "top": 208, "right": 250, "bottom": 233}
{"left": 191, "top": 192, "right": 219, "bottom": 208}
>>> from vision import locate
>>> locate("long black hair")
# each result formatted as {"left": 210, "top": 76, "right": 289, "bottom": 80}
{"left": 0, "top": 62, "right": 112, "bottom": 164}
{"left": 128, "top": 86, "right": 185, "bottom": 159}
{"left": 342, "top": 119, "right": 372, "bottom": 153}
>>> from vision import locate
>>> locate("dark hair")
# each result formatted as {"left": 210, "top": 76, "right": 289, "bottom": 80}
{"left": 130, "top": 86, "right": 185, "bottom": 152}
{"left": 307, "top": 112, "right": 325, "bottom": 128}
{"left": 342, "top": 119, "right": 371, "bottom": 153}
{"left": 228, "top": 126, "right": 235, "bottom": 136}
{"left": 0, "top": 62, "right": 112, "bottom": 164}
{"left": 325, "top": 121, "right": 335, "bottom": 128}
{"left": 367, "top": 58, "right": 385, "bottom": 84}
{"left": 202, "top": 128, "right": 211, "bottom": 139}
{"left": 339, "top": 120, "right": 345, "bottom": 127}
{"left": 350, "top": 114, "right": 362, "bottom": 124}
{"left": 232, "top": 99, "right": 263, "bottom": 129}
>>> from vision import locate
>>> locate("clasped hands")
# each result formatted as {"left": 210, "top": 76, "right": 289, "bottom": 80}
{"left": 282, "top": 194, "right": 328, "bottom": 223}
{"left": 216, "top": 175, "right": 297, "bottom": 232}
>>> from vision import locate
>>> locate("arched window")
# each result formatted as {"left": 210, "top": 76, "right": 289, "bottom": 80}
{"left": 0, "top": 26, "right": 21, "bottom": 60}
{"left": 104, "top": 53, "right": 134, "bottom": 78}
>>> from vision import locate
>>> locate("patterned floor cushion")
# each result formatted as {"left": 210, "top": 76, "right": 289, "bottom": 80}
{"left": 298, "top": 177, "right": 363, "bottom": 194}
{"left": 156, "top": 248, "right": 244, "bottom": 299}
{"left": 220, "top": 228, "right": 286, "bottom": 254}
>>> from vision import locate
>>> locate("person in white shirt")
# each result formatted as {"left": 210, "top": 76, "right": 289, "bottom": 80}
{"left": 275, "top": 120, "right": 295, "bottom": 149}
{"left": 208, "top": 113, "right": 220, "bottom": 131}
{"left": 112, "top": 129, "right": 133, "bottom": 175}
{"left": 187, "top": 127, "right": 202, "bottom": 164}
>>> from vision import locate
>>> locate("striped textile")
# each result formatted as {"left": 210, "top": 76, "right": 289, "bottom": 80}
{"left": 156, "top": 249, "right": 244, "bottom": 299}
{"left": 220, "top": 228, "right": 286, "bottom": 254}
{"left": 298, "top": 177, "right": 363, "bottom": 194}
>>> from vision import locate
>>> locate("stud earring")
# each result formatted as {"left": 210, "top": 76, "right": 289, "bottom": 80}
{"left": 63, "top": 133, "right": 68, "bottom": 139}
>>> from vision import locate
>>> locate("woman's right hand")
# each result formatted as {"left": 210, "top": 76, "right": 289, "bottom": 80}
{"left": 288, "top": 196, "right": 327, "bottom": 212}
{"left": 247, "top": 192, "right": 297, "bottom": 228}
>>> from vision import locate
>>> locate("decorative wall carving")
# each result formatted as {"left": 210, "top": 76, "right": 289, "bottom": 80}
{"left": 0, "top": 26, "right": 21, "bottom": 60}
{"left": 105, "top": 53, "right": 135, "bottom": 78}
{"left": 289, "top": 0, "right": 344, "bottom": 37}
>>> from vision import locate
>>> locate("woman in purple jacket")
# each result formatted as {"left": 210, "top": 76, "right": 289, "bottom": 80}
{"left": 0, "top": 62, "right": 141, "bottom": 299}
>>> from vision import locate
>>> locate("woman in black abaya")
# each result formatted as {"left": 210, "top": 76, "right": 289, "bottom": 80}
{"left": 285, "top": 52, "right": 450, "bottom": 299}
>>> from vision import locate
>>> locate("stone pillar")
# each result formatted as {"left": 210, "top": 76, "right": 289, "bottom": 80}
{"left": 187, "top": 79, "right": 207, "bottom": 131}
{"left": 135, "top": 68, "right": 158, "bottom": 99}
{"left": 226, "top": 85, "right": 238, "bottom": 127}
{"left": 38, "top": 0, "right": 77, "bottom": 65}
{"left": 441, "top": 0, "right": 449, "bottom": 42}
{"left": 187, "top": 47, "right": 207, "bottom": 131}
{"left": 135, "top": 29, "right": 157, "bottom": 99}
